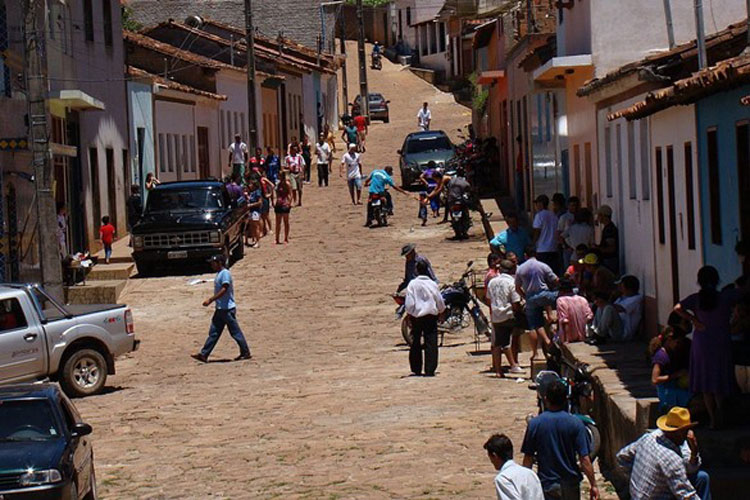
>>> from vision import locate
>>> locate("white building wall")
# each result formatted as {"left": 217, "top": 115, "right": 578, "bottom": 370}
{"left": 649, "top": 105, "right": 703, "bottom": 326}
{"left": 193, "top": 101, "right": 222, "bottom": 178}
{"left": 589, "top": 0, "right": 746, "bottom": 77}
{"left": 597, "top": 96, "right": 656, "bottom": 309}
{"left": 302, "top": 73, "right": 317, "bottom": 141}
{"left": 283, "top": 74, "right": 304, "bottom": 143}
{"left": 154, "top": 96, "right": 197, "bottom": 183}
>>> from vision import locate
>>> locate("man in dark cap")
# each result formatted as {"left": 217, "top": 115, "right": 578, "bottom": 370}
{"left": 191, "top": 254, "right": 251, "bottom": 362}
{"left": 397, "top": 243, "right": 437, "bottom": 292}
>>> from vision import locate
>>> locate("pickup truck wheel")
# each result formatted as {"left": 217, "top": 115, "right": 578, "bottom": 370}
{"left": 60, "top": 349, "right": 108, "bottom": 398}
{"left": 136, "top": 262, "right": 154, "bottom": 277}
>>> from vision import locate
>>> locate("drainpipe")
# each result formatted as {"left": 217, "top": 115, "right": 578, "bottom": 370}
{"left": 662, "top": 0, "right": 675, "bottom": 49}
{"left": 743, "top": 0, "right": 750, "bottom": 55}
{"left": 694, "top": 0, "right": 707, "bottom": 69}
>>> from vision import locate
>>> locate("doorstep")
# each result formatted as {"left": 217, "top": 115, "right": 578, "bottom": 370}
{"left": 64, "top": 280, "right": 126, "bottom": 305}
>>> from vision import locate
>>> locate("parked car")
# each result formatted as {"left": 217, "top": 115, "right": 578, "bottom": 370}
{"left": 397, "top": 130, "right": 455, "bottom": 189}
{"left": 0, "top": 383, "right": 96, "bottom": 499}
{"left": 0, "top": 283, "right": 138, "bottom": 398}
{"left": 351, "top": 93, "right": 390, "bottom": 123}
{"left": 131, "top": 180, "right": 249, "bottom": 276}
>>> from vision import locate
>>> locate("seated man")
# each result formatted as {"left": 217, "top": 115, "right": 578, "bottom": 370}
{"left": 617, "top": 407, "right": 710, "bottom": 500}
{"left": 614, "top": 275, "right": 643, "bottom": 341}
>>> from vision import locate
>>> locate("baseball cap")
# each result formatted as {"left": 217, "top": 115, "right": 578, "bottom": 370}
{"left": 579, "top": 253, "right": 599, "bottom": 265}
{"left": 348, "top": 143, "right": 357, "bottom": 149}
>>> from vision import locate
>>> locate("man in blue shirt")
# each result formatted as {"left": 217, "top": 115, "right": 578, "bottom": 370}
{"left": 191, "top": 254, "right": 251, "bottom": 362}
{"left": 490, "top": 213, "right": 531, "bottom": 262}
{"left": 364, "top": 166, "right": 414, "bottom": 227}
{"left": 522, "top": 379, "right": 599, "bottom": 500}
{"left": 265, "top": 146, "right": 280, "bottom": 184}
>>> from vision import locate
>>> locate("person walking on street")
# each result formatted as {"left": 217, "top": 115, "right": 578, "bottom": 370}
{"left": 301, "top": 135, "right": 312, "bottom": 183}
{"left": 316, "top": 133, "right": 332, "bottom": 187}
{"left": 341, "top": 143, "right": 363, "bottom": 205}
{"left": 99, "top": 216, "right": 116, "bottom": 264}
{"left": 617, "top": 407, "right": 710, "bottom": 500}
{"left": 342, "top": 121, "right": 359, "bottom": 150}
{"left": 191, "top": 254, "right": 251, "bottom": 363}
{"left": 417, "top": 102, "right": 432, "bottom": 131}
{"left": 285, "top": 145, "right": 306, "bottom": 207}
{"left": 228, "top": 134, "right": 249, "bottom": 180}
{"left": 274, "top": 171, "right": 293, "bottom": 245}
{"left": 353, "top": 113, "right": 368, "bottom": 153}
{"left": 532, "top": 195, "right": 561, "bottom": 275}
{"left": 484, "top": 434, "right": 544, "bottom": 500}
{"left": 487, "top": 259, "right": 525, "bottom": 377}
{"left": 515, "top": 245, "right": 559, "bottom": 360}
{"left": 405, "top": 260, "right": 446, "bottom": 376}
{"left": 521, "top": 379, "right": 599, "bottom": 500}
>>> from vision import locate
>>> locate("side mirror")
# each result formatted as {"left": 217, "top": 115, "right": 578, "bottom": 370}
{"left": 386, "top": 100, "right": 391, "bottom": 104}
{"left": 71, "top": 423, "right": 93, "bottom": 438}
{"left": 397, "top": 149, "right": 402, "bottom": 155}
{"left": 467, "top": 260, "right": 474, "bottom": 267}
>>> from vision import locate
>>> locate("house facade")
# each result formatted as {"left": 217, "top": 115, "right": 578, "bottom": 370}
{"left": 1, "top": 0, "right": 128, "bottom": 282}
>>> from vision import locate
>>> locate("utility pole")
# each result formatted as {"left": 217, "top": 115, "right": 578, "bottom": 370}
{"left": 243, "top": 0, "right": 259, "bottom": 148}
{"left": 694, "top": 0, "right": 707, "bottom": 70}
{"left": 23, "top": 0, "right": 63, "bottom": 300}
{"left": 339, "top": 8, "right": 349, "bottom": 113}
{"left": 356, "top": 0, "right": 369, "bottom": 119}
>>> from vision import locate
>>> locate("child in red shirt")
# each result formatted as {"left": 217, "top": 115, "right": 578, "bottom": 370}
{"left": 100, "top": 216, "right": 116, "bottom": 264}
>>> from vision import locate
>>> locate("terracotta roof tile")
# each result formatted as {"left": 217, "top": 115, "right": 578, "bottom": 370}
{"left": 125, "top": 30, "right": 235, "bottom": 72}
{"left": 127, "top": 66, "right": 228, "bottom": 100}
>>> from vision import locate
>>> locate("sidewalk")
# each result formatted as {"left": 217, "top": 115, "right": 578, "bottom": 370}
{"left": 93, "top": 235, "right": 133, "bottom": 263}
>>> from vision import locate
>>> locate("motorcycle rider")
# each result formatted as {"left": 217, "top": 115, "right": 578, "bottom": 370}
{"left": 364, "top": 166, "right": 416, "bottom": 227}
{"left": 372, "top": 41, "right": 382, "bottom": 68}
{"left": 446, "top": 167, "right": 472, "bottom": 238}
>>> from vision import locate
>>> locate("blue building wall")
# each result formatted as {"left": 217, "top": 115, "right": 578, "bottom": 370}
{"left": 127, "top": 82, "right": 155, "bottom": 197}
{"left": 696, "top": 84, "right": 750, "bottom": 285}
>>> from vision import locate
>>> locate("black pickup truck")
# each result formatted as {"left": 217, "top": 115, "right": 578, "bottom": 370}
{"left": 131, "top": 180, "right": 248, "bottom": 276}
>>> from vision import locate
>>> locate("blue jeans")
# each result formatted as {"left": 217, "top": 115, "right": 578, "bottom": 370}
{"left": 525, "top": 290, "right": 558, "bottom": 330}
{"left": 200, "top": 308, "right": 250, "bottom": 358}
{"left": 690, "top": 470, "right": 711, "bottom": 500}
{"left": 104, "top": 244, "right": 112, "bottom": 261}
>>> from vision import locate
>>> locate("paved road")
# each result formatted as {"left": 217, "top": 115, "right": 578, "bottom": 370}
{"left": 77, "top": 47, "right": 598, "bottom": 499}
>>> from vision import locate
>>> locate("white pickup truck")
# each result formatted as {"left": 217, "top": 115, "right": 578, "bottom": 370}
{"left": 0, "top": 283, "right": 139, "bottom": 397}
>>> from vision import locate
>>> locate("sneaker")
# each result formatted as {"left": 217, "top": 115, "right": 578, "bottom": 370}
{"left": 509, "top": 365, "right": 525, "bottom": 374}
{"left": 190, "top": 353, "right": 208, "bottom": 363}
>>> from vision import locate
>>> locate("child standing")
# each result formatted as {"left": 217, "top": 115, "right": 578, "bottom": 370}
{"left": 100, "top": 216, "right": 116, "bottom": 264}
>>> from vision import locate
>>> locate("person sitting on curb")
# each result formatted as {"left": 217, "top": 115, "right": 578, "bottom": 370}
{"left": 617, "top": 406, "right": 710, "bottom": 500}
{"left": 521, "top": 379, "right": 599, "bottom": 500}
{"left": 484, "top": 433, "right": 544, "bottom": 500}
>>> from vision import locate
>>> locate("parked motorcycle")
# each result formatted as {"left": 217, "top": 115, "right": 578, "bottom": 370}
{"left": 371, "top": 53, "right": 382, "bottom": 70}
{"left": 369, "top": 192, "right": 388, "bottom": 227}
{"left": 449, "top": 193, "right": 472, "bottom": 240}
{"left": 393, "top": 261, "right": 490, "bottom": 346}
{"left": 528, "top": 342, "right": 601, "bottom": 460}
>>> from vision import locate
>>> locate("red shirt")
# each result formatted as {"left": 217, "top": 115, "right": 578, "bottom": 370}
{"left": 354, "top": 115, "right": 367, "bottom": 132}
{"left": 100, "top": 224, "right": 115, "bottom": 245}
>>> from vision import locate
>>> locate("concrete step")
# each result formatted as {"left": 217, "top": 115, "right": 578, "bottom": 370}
{"left": 87, "top": 262, "right": 135, "bottom": 281}
{"left": 64, "top": 280, "right": 126, "bottom": 305}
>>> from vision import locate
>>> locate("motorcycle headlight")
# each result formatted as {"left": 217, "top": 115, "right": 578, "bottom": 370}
{"left": 19, "top": 468, "right": 63, "bottom": 486}
{"left": 133, "top": 236, "right": 144, "bottom": 249}
{"left": 209, "top": 231, "right": 221, "bottom": 243}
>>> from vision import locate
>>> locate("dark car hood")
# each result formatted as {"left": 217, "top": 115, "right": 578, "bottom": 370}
{"left": 0, "top": 439, "right": 65, "bottom": 473}
{"left": 133, "top": 212, "right": 221, "bottom": 233}
{"left": 403, "top": 150, "right": 455, "bottom": 167}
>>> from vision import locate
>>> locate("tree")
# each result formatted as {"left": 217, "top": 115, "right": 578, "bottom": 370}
{"left": 121, "top": 5, "right": 142, "bottom": 32}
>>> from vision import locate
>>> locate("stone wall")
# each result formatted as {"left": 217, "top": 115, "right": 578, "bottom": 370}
{"left": 128, "top": 0, "right": 338, "bottom": 53}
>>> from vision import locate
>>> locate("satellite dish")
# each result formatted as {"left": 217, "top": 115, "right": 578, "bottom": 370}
{"left": 185, "top": 15, "right": 204, "bottom": 28}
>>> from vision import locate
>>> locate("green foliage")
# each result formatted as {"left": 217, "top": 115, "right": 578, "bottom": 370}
{"left": 468, "top": 72, "right": 489, "bottom": 112}
{"left": 121, "top": 6, "right": 143, "bottom": 32}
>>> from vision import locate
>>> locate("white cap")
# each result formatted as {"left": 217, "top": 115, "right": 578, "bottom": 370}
{"left": 348, "top": 143, "right": 357, "bottom": 149}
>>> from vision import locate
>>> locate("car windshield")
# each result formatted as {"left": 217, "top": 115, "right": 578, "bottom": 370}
{"left": 406, "top": 135, "right": 452, "bottom": 154}
{"left": 0, "top": 399, "right": 61, "bottom": 442}
{"left": 146, "top": 189, "right": 224, "bottom": 213}
{"left": 369, "top": 94, "right": 384, "bottom": 103}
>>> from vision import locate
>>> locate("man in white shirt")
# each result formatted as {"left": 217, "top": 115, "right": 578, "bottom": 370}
{"left": 228, "top": 134, "right": 249, "bottom": 180}
{"left": 285, "top": 144, "right": 306, "bottom": 206}
{"left": 487, "top": 260, "right": 524, "bottom": 377}
{"left": 417, "top": 102, "right": 432, "bottom": 131}
{"left": 315, "top": 133, "right": 332, "bottom": 187}
{"left": 614, "top": 275, "right": 643, "bottom": 341}
{"left": 340, "top": 143, "right": 363, "bottom": 205}
{"left": 484, "top": 433, "right": 544, "bottom": 500}
{"left": 532, "top": 194, "right": 561, "bottom": 275}
{"left": 405, "top": 260, "right": 446, "bottom": 376}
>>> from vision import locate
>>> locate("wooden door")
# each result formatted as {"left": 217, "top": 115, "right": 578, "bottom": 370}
{"left": 737, "top": 123, "right": 750, "bottom": 244}
{"left": 105, "top": 148, "right": 117, "bottom": 230}
{"left": 197, "top": 127, "right": 210, "bottom": 179}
